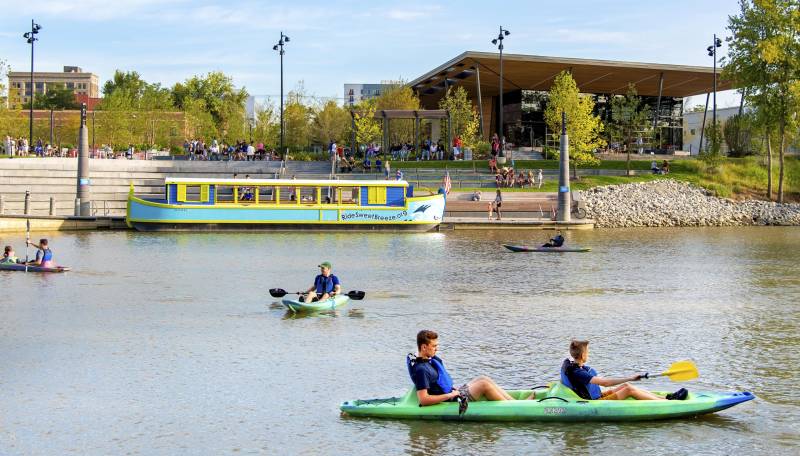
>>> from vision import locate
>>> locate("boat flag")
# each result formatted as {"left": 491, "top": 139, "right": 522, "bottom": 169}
{"left": 443, "top": 171, "right": 452, "bottom": 195}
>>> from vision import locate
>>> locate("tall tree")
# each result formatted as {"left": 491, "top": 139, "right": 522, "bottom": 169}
{"left": 172, "top": 71, "right": 248, "bottom": 142}
{"left": 253, "top": 100, "right": 280, "bottom": 147}
{"left": 607, "top": 83, "right": 650, "bottom": 175}
{"left": 353, "top": 98, "right": 382, "bottom": 147}
{"left": 724, "top": 0, "right": 800, "bottom": 202}
{"left": 438, "top": 86, "right": 480, "bottom": 149}
{"left": 283, "top": 86, "right": 312, "bottom": 151}
{"left": 312, "top": 99, "right": 350, "bottom": 145}
{"left": 544, "top": 70, "right": 604, "bottom": 175}
{"left": 23, "top": 83, "right": 79, "bottom": 110}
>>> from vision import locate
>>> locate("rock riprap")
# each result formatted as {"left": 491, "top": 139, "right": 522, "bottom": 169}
{"left": 580, "top": 180, "right": 800, "bottom": 228}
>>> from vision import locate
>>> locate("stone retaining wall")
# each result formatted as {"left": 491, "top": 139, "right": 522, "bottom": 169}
{"left": 580, "top": 180, "right": 800, "bottom": 227}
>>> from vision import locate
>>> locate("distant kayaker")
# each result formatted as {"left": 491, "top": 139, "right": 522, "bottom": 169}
{"left": 27, "top": 238, "right": 55, "bottom": 267}
{"left": 553, "top": 339, "right": 688, "bottom": 401}
{"left": 302, "top": 261, "right": 341, "bottom": 303}
{"left": 1, "top": 245, "right": 21, "bottom": 264}
{"left": 542, "top": 231, "right": 565, "bottom": 248}
{"left": 409, "top": 330, "right": 513, "bottom": 407}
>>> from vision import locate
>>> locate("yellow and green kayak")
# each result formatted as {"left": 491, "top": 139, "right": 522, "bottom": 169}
{"left": 340, "top": 383, "right": 754, "bottom": 422}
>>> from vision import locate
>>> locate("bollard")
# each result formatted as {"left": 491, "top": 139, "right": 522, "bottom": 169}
{"left": 74, "top": 198, "right": 81, "bottom": 216}
{"left": 24, "top": 190, "right": 31, "bottom": 215}
{"left": 49, "top": 197, "right": 56, "bottom": 216}
{"left": 0, "top": 195, "right": 4, "bottom": 215}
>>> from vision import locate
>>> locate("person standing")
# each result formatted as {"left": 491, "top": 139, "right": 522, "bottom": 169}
{"left": 246, "top": 142, "right": 256, "bottom": 161}
{"left": 537, "top": 169, "right": 544, "bottom": 189}
{"left": 384, "top": 160, "right": 391, "bottom": 180}
{"left": 491, "top": 134, "right": 500, "bottom": 159}
{"left": 489, "top": 189, "right": 503, "bottom": 221}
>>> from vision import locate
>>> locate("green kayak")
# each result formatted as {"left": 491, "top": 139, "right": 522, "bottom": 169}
{"left": 281, "top": 294, "right": 350, "bottom": 313}
{"left": 340, "top": 383, "right": 754, "bottom": 422}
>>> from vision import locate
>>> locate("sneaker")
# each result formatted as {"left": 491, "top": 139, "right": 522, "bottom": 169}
{"left": 666, "top": 388, "right": 689, "bottom": 400}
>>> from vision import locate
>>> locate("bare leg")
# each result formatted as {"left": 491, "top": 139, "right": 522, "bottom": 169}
{"left": 465, "top": 376, "right": 513, "bottom": 401}
{"left": 304, "top": 291, "right": 318, "bottom": 303}
{"left": 605, "top": 383, "right": 665, "bottom": 401}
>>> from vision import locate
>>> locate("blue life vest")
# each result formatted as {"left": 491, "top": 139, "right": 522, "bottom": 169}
{"left": 314, "top": 274, "right": 337, "bottom": 294}
{"left": 37, "top": 248, "right": 53, "bottom": 263}
{"left": 561, "top": 359, "right": 602, "bottom": 400}
{"left": 406, "top": 354, "right": 454, "bottom": 394}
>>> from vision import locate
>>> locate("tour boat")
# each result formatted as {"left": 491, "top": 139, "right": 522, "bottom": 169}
{"left": 126, "top": 177, "right": 445, "bottom": 231}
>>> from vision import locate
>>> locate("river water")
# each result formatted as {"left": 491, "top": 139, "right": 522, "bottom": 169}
{"left": 1, "top": 227, "right": 798, "bottom": 455}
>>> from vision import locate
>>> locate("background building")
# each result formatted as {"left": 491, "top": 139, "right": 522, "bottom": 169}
{"left": 683, "top": 106, "right": 740, "bottom": 155}
{"left": 409, "top": 51, "right": 732, "bottom": 152}
{"left": 7, "top": 66, "right": 99, "bottom": 109}
{"left": 343, "top": 81, "right": 402, "bottom": 106}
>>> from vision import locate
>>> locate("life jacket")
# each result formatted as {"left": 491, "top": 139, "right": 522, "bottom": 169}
{"left": 561, "top": 359, "right": 602, "bottom": 400}
{"left": 406, "top": 353, "right": 454, "bottom": 394}
{"left": 314, "top": 274, "right": 337, "bottom": 294}
{"left": 0, "top": 255, "right": 18, "bottom": 264}
{"left": 37, "top": 248, "right": 53, "bottom": 263}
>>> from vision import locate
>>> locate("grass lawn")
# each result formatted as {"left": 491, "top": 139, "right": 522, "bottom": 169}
{"left": 411, "top": 156, "right": 798, "bottom": 201}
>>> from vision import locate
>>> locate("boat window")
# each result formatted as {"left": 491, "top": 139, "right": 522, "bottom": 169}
{"left": 177, "top": 184, "right": 208, "bottom": 203}
{"left": 367, "top": 186, "right": 387, "bottom": 205}
{"left": 279, "top": 186, "right": 298, "bottom": 203}
{"left": 337, "top": 187, "right": 358, "bottom": 204}
{"left": 216, "top": 185, "right": 235, "bottom": 203}
{"left": 257, "top": 186, "right": 276, "bottom": 203}
{"left": 236, "top": 184, "right": 255, "bottom": 203}
{"left": 299, "top": 187, "right": 318, "bottom": 204}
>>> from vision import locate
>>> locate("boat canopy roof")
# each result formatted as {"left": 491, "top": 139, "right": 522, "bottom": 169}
{"left": 165, "top": 177, "right": 409, "bottom": 187}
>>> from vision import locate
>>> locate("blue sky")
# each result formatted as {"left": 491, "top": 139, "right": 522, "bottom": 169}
{"left": 1, "top": 0, "right": 740, "bottom": 107}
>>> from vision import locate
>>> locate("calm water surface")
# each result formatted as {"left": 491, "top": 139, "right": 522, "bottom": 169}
{"left": 1, "top": 228, "right": 798, "bottom": 455}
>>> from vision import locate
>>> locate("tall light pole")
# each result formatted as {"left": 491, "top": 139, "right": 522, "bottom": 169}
{"left": 707, "top": 35, "right": 722, "bottom": 145}
{"left": 23, "top": 20, "right": 42, "bottom": 150}
{"left": 492, "top": 26, "right": 510, "bottom": 162}
{"left": 273, "top": 32, "right": 289, "bottom": 160}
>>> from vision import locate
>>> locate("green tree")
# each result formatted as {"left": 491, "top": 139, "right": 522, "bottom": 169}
{"left": 701, "top": 120, "right": 725, "bottom": 169}
{"left": 374, "top": 83, "right": 420, "bottom": 145}
{"left": 544, "top": 70, "right": 604, "bottom": 175}
{"left": 283, "top": 85, "right": 312, "bottom": 152}
{"left": 253, "top": 101, "right": 280, "bottom": 148}
{"left": 438, "top": 86, "right": 480, "bottom": 149}
{"left": 724, "top": 0, "right": 800, "bottom": 202}
{"left": 723, "top": 112, "right": 758, "bottom": 156}
{"left": 22, "top": 83, "right": 79, "bottom": 110}
{"left": 607, "top": 83, "right": 650, "bottom": 175}
{"left": 312, "top": 99, "right": 350, "bottom": 145}
{"left": 172, "top": 71, "right": 248, "bottom": 142}
{"left": 353, "top": 98, "right": 382, "bottom": 147}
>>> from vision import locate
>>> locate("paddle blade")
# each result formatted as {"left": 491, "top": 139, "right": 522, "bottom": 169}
{"left": 269, "top": 288, "right": 288, "bottom": 298}
{"left": 346, "top": 290, "right": 365, "bottom": 300}
{"left": 661, "top": 360, "right": 699, "bottom": 382}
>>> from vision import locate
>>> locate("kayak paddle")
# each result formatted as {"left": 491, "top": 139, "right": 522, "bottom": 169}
{"left": 269, "top": 288, "right": 366, "bottom": 300}
{"left": 25, "top": 219, "right": 30, "bottom": 273}
{"left": 643, "top": 360, "right": 698, "bottom": 382}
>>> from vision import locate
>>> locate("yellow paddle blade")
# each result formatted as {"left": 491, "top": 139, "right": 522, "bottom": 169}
{"left": 661, "top": 360, "right": 699, "bottom": 382}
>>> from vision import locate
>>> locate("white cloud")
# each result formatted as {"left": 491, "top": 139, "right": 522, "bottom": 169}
{"left": 385, "top": 5, "right": 441, "bottom": 21}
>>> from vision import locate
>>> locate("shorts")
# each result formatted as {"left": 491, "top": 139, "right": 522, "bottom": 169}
{"left": 446, "top": 383, "right": 475, "bottom": 402}
{"left": 598, "top": 389, "right": 616, "bottom": 400}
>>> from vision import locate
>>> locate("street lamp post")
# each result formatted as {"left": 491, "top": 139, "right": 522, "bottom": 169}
{"left": 707, "top": 34, "right": 722, "bottom": 148}
{"left": 492, "top": 26, "right": 510, "bottom": 163}
{"left": 273, "top": 32, "right": 289, "bottom": 160}
{"left": 23, "top": 19, "right": 42, "bottom": 150}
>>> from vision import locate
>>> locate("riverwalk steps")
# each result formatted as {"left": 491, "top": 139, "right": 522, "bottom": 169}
{"left": 581, "top": 179, "right": 800, "bottom": 227}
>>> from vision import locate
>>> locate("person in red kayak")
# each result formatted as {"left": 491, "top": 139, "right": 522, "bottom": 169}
{"left": 556, "top": 339, "right": 688, "bottom": 401}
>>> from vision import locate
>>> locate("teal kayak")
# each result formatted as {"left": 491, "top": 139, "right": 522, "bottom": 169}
{"left": 281, "top": 294, "right": 350, "bottom": 312}
{"left": 503, "top": 244, "right": 591, "bottom": 253}
{"left": 0, "top": 263, "right": 71, "bottom": 273}
{"left": 340, "top": 383, "right": 754, "bottom": 422}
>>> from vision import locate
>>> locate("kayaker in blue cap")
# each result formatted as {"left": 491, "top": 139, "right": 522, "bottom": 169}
{"left": 408, "top": 330, "right": 513, "bottom": 407}
{"left": 542, "top": 231, "right": 565, "bottom": 248}
{"left": 557, "top": 339, "right": 688, "bottom": 401}
{"left": 302, "top": 261, "right": 341, "bottom": 303}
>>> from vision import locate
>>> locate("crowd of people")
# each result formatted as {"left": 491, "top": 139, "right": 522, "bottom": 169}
{"left": 183, "top": 139, "right": 280, "bottom": 161}
{"left": 489, "top": 162, "right": 544, "bottom": 189}
{"left": 2, "top": 136, "right": 63, "bottom": 157}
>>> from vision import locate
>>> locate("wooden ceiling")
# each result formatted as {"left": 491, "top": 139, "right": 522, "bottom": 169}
{"left": 410, "top": 51, "right": 732, "bottom": 106}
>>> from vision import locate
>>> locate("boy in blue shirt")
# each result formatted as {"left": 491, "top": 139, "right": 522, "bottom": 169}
{"left": 409, "top": 330, "right": 513, "bottom": 406}
{"left": 561, "top": 340, "right": 687, "bottom": 401}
